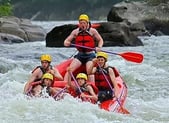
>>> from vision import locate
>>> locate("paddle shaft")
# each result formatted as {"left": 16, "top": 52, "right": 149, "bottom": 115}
{"left": 97, "top": 63, "right": 114, "bottom": 92}
{"left": 71, "top": 44, "right": 117, "bottom": 55}
{"left": 25, "top": 86, "right": 33, "bottom": 96}
{"left": 53, "top": 86, "right": 67, "bottom": 99}
{"left": 97, "top": 64, "right": 130, "bottom": 114}
{"left": 71, "top": 43, "right": 143, "bottom": 63}
{"left": 70, "top": 72, "right": 82, "bottom": 94}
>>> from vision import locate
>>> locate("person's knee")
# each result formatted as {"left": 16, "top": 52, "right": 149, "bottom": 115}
{"left": 98, "top": 91, "right": 113, "bottom": 102}
{"left": 98, "top": 92, "right": 106, "bottom": 103}
{"left": 87, "top": 74, "right": 94, "bottom": 82}
{"left": 63, "top": 72, "right": 69, "bottom": 81}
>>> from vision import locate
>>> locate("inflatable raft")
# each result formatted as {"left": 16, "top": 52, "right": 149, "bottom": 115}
{"left": 53, "top": 58, "right": 129, "bottom": 114}
{"left": 27, "top": 58, "right": 129, "bottom": 114}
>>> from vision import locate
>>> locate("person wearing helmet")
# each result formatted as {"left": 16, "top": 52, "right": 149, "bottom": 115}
{"left": 24, "top": 54, "right": 63, "bottom": 94}
{"left": 30, "top": 73, "right": 63, "bottom": 97}
{"left": 64, "top": 14, "right": 104, "bottom": 82}
{"left": 41, "top": 73, "right": 54, "bottom": 87}
{"left": 88, "top": 52, "right": 118, "bottom": 103}
{"left": 30, "top": 73, "right": 54, "bottom": 97}
{"left": 41, "top": 73, "right": 64, "bottom": 98}
{"left": 67, "top": 69, "right": 98, "bottom": 103}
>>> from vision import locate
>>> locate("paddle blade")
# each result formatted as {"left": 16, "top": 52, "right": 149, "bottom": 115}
{"left": 118, "top": 107, "right": 130, "bottom": 114}
{"left": 119, "top": 52, "right": 144, "bottom": 63}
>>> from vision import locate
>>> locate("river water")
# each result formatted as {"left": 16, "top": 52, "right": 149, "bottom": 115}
{"left": 0, "top": 21, "right": 169, "bottom": 123}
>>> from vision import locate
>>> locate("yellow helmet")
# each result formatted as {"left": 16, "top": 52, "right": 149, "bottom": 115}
{"left": 96, "top": 52, "right": 108, "bottom": 61}
{"left": 40, "top": 54, "right": 52, "bottom": 62}
{"left": 79, "top": 14, "right": 89, "bottom": 22}
{"left": 42, "top": 73, "right": 54, "bottom": 81}
{"left": 76, "top": 73, "right": 87, "bottom": 81}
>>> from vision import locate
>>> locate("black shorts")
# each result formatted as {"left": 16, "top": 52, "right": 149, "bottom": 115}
{"left": 98, "top": 90, "right": 114, "bottom": 103}
{"left": 74, "top": 52, "right": 96, "bottom": 64}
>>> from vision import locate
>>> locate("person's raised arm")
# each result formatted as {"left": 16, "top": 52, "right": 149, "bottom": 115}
{"left": 88, "top": 58, "right": 97, "bottom": 75}
{"left": 51, "top": 67, "right": 63, "bottom": 80}
{"left": 64, "top": 30, "right": 77, "bottom": 47}
{"left": 92, "top": 28, "right": 103, "bottom": 52}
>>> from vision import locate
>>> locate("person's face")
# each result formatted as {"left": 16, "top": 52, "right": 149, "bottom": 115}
{"left": 77, "top": 78, "right": 86, "bottom": 86}
{"left": 44, "top": 78, "right": 53, "bottom": 87}
{"left": 79, "top": 20, "right": 88, "bottom": 30}
{"left": 41, "top": 60, "right": 50, "bottom": 69}
{"left": 97, "top": 57, "right": 106, "bottom": 67}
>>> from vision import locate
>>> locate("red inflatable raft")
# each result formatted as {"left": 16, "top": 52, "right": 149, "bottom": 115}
{"left": 27, "top": 58, "right": 129, "bottom": 114}
{"left": 53, "top": 58, "right": 130, "bottom": 114}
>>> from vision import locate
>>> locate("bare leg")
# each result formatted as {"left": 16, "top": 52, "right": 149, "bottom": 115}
{"left": 64, "top": 58, "right": 82, "bottom": 82}
{"left": 86, "top": 61, "right": 95, "bottom": 82}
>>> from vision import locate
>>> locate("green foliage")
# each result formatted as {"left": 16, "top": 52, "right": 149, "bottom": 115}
{"left": 0, "top": 0, "right": 13, "bottom": 17}
{"left": 10, "top": 0, "right": 169, "bottom": 20}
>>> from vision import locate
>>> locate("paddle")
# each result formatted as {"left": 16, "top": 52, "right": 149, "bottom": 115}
{"left": 25, "top": 86, "right": 33, "bottom": 96}
{"left": 97, "top": 63, "right": 130, "bottom": 114}
{"left": 53, "top": 86, "right": 67, "bottom": 100}
{"left": 116, "top": 98, "right": 130, "bottom": 114}
{"left": 70, "top": 71, "right": 82, "bottom": 94}
{"left": 71, "top": 43, "right": 143, "bottom": 63}
{"left": 25, "top": 81, "right": 42, "bottom": 96}
{"left": 70, "top": 72, "right": 94, "bottom": 102}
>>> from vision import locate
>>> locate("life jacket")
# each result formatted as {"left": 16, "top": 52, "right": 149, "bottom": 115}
{"left": 68, "top": 82, "right": 98, "bottom": 103}
{"left": 95, "top": 66, "right": 114, "bottom": 91}
{"left": 78, "top": 82, "right": 98, "bottom": 94}
{"left": 75, "top": 29, "right": 95, "bottom": 52}
{"left": 31, "top": 65, "right": 53, "bottom": 82}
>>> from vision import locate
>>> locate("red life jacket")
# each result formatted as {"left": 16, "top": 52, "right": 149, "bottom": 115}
{"left": 95, "top": 66, "right": 114, "bottom": 91}
{"left": 75, "top": 29, "right": 95, "bottom": 52}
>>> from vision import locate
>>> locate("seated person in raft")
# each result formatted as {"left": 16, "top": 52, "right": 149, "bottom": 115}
{"left": 28, "top": 73, "right": 64, "bottom": 98}
{"left": 67, "top": 68, "right": 98, "bottom": 103}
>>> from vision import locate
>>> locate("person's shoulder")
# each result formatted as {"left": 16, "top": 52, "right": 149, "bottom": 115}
{"left": 89, "top": 28, "right": 98, "bottom": 34}
{"left": 86, "top": 83, "right": 93, "bottom": 89}
{"left": 52, "top": 66, "right": 58, "bottom": 70}
{"left": 72, "top": 28, "right": 79, "bottom": 33}
{"left": 107, "top": 66, "right": 114, "bottom": 72}
{"left": 69, "top": 28, "right": 79, "bottom": 36}
{"left": 90, "top": 27, "right": 97, "bottom": 31}
{"left": 32, "top": 66, "right": 41, "bottom": 73}
{"left": 107, "top": 66, "right": 114, "bottom": 69}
